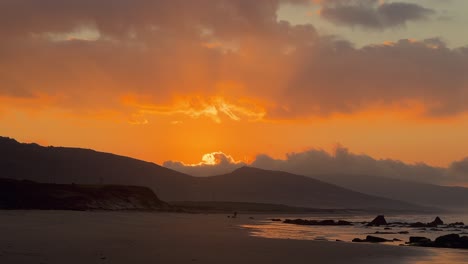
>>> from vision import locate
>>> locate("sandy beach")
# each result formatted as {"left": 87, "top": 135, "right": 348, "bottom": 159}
{"left": 1, "top": 211, "right": 460, "bottom": 264}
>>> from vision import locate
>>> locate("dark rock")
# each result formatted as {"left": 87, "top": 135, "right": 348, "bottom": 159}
{"left": 337, "top": 220, "right": 353, "bottom": 226}
{"left": 249, "top": 217, "right": 255, "bottom": 220}
{"left": 319, "top": 220, "right": 336, "bottom": 225}
{"left": 352, "top": 235, "right": 391, "bottom": 243}
{"left": 270, "top": 218, "right": 282, "bottom": 222}
{"left": 410, "top": 222, "right": 426, "bottom": 228}
{"left": 367, "top": 215, "right": 387, "bottom": 226}
{"left": 398, "top": 231, "right": 409, "bottom": 234}
{"left": 429, "top": 216, "right": 444, "bottom": 226}
{"left": 409, "top": 236, "right": 431, "bottom": 244}
{"left": 384, "top": 227, "right": 392, "bottom": 230}
{"left": 408, "top": 234, "right": 468, "bottom": 249}
{"left": 284, "top": 218, "right": 352, "bottom": 226}
{"left": 430, "top": 228, "right": 443, "bottom": 231}
{"left": 434, "top": 234, "right": 461, "bottom": 247}
{"left": 448, "top": 222, "right": 465, "bottom": 226}
{"left": 366, "top": 236, "right": 392, "bottom": 243}
{"left": 375, "top": 231, "right": 396, "bottom": 234}
{"left": 393, "top": 238, "right": 402, "bottom": 242}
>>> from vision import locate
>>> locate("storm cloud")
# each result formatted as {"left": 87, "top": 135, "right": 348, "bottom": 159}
{"left": 318, "top": 0, "right": 435, "bottom": 29}
{"left": 0, "top": 0, "right": 467, "bottom": 122}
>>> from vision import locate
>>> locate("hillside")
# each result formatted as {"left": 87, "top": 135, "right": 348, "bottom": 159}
{"left": 0, "top": 178, "right": 167, "bottom": 210}
{"left": 0, "top": 137, "right": 195, "bottom": 201}
{"left": 311, "top": 174, "right": 468, "bottom": 211}
{"left": 0, "top": 136, "right": 431, "bottom": 211}
{"left": 185, "top": 167, "right": 429, "bottom": 211}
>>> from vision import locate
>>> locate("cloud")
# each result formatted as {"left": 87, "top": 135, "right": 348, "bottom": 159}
{"left": 124, "top": 95, "right": 266, "bottom": 123}
{"left": 448, "top": 158, "right": 468, "bottom": 182}
{"left": 163, "top": 152, "right": 246, "bottom": 176}
{"left": 0, "top": 0, "right": 467, "bottom": 123}
{"left": 164, "top": 145, "right": 468, "bottom": 185}
{"left": 317, "top": 0, "right": 435, "bottom": 29}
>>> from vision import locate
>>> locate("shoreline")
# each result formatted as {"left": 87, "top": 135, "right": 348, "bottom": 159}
{"left": 1, "top": 210, "right": 460, "bottom": 264}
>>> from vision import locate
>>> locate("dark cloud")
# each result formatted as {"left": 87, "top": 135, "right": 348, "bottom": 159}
{"left": 164, "top": 146, "right": 468, "bottom": 185}
{"left": 0, "top": 0, "right": 466, "bottom": 121}
{"left": 448, "top": 158, "right": 468, "bottom": 182}
{"left": 319, "top": 0, "right": 435, "bottom": 29}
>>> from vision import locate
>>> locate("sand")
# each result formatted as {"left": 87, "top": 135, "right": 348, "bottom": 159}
{"left": 0, "top": 211, "right": 454, "bottom": 264}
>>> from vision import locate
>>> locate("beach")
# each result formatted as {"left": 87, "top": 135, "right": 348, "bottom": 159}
{"left": 1, "top": 211, "right": 461, "bottom": 264}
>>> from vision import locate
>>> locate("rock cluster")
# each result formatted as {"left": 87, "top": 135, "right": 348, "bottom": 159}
{"left": 283, "top": 219, "right": 352, "bottom": 226}
{"left": 352, "top": 235, "right": 398, "bottom": 243}
{"left": 408, "top": 234, "right": 468, "bottom": 249}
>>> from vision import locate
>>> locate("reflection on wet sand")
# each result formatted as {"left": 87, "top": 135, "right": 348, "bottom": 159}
{"left": 241, "top": 216, "right": 468, "bottom": 264}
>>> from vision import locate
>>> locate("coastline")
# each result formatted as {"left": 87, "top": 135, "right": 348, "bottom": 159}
{"left": 0, "top": 210, "right": 448, "bottom": 264}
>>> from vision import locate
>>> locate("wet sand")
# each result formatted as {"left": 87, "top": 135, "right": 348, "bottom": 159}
{"left": 0, "top": 211, "right": 443, "bottom": 264}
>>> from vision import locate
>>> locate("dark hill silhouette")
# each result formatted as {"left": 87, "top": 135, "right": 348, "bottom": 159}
{"left": 0, "top": 137, "right": 194, "bottom": 201}
{"left": 0, "top": 178, "right": 167, "bottom": 210}
{"left": 310, "top": 174, "right": 468, "bottom": 211}
{"left": 187, "top": 166, "right": 428, "bottom": 211}
{"left": 0, "top": 136, "right": 430, "bottom": 211}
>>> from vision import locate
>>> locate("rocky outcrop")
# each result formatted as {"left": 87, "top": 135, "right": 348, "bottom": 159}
{"left": 408, "top": 234, "right": 468, "bottom": 249}
{"left": 430, "top": 216, "right": 444, "bottom": 226}
{"left": 367, "top": 215, "right": 387, "bottom": 226}
{"left": 352, "top": 235, "right": 393, "bottom": 243}
{"left": 0, "top": 178, "right": 169, "bottom": 211}
{"left": 284, "top": 219, "right": 352, "bottom": 226}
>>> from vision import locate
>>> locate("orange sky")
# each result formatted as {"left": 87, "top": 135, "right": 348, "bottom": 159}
{"left": 1, "top": 0, "right": 468, "bottom": 168}
{"left": 2, "top": 95, "right": 468, "bottom": 167}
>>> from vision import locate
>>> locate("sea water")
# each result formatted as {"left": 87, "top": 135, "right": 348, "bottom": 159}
{"left": 241, "top": 214, "right": 468, "bottom": 264}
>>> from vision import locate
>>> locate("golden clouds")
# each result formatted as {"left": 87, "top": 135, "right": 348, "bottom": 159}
{"left": 123, "top": 95, "right": 266, "bottom": 124}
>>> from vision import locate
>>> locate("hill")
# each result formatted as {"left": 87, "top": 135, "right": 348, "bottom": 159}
{"left": 0, "top": 136, "right": 431, "bottom": 211}
{"left": 311, "top": 174, "right": 468, "bottom": 211}
{"left": 0, "top": 178, "right": 167, "bottom": 210}
{"left": 185, "top": 167, "right": 429, "bottom": 211}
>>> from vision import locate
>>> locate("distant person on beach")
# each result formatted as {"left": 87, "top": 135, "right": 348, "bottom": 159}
{"left": 233, "top": 211, "right": 238, "bottom": 218}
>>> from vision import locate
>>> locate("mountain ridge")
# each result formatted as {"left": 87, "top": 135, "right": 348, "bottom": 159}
{"left": 0, "top": 136, "right": 432, "bottom": 211}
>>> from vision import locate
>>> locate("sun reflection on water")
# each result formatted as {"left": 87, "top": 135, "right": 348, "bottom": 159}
{"left": 240, "top": 216, "right": 468, "bottom": 264}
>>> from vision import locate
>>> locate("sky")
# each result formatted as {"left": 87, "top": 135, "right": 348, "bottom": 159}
{"left": 1, "top": 0, "right": 468, "bottom": 183}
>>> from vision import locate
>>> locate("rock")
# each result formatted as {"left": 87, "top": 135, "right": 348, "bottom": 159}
{"left": 319, "top": 220, "right": 336, "bottom": 225}
{"left": 249, "top": 217, "right": 255, "bottom": 220}
{"left": 393, "top": 238, "right": 402, "bottom": 242}
{"left": 352, "top": 235, "right": 391, "bottom": 243}
{"left": 410, "top": 222, "right": 426, "bottom": 228}
{"left": 375, "top": 231, "right": 396, "bottom": 234}
{"left": 384, "top": 227, "right": 392, "bottom": 230}
{"left": 398, "top": 231, "right": 409, "bottom": 234}
{"left": 337, "top": 220, "right": 353, "bottom": 226}
{"left": 270, "top": 218, "right": 282, "bottom": 222}
{"left": 430, "top": 228, "right": 442, "bottom": 231}
{"left": 409, "top": 236, "right": 431, "bottom": 244}
{"left": 429, "top": 216, "right": 444, "bottom": 226}
{"left": 448, "top": 222, "right": 465, "bottom": 226}
{"left": 409, "top": 234, "right": 468, "bottom": 249}
{"left": 284, "top": 219, "right": 352, "bottom": 226}
{"left": 367, "top": 215, "right": 387, "bottom": 226}
{"left": 434, "top": 234, "right": 460, "bottom": 247}
{"left": 366, "top": 236, "right": 391, "bottom": 243}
